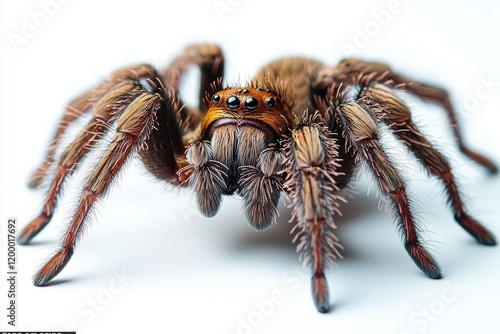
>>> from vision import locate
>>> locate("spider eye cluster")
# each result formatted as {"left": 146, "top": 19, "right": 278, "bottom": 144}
{"left": 211, "top": 89, "right": 278, "bottom": 111}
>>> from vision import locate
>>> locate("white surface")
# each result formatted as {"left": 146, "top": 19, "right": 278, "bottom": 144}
{"left": 1, "top": 1, "right": 499, "bottom": 333}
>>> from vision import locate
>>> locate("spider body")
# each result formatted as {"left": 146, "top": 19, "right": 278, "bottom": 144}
{"left": 20, "top": 44, "right": 497, "bottom": 313}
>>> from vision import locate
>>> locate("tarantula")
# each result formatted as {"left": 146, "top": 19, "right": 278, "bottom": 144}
{"left": 20, "top": 44, "right": 497, "bottom": 313}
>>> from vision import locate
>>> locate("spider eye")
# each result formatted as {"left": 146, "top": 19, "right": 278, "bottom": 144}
{"left": 266, "top": 97, "right": 276, "bottom": 108}
{"left": 227, "top": 96, "right": 240, "bottom": 109}
{"left": 244, "top": 97, "right": 258, "bottom": 110}
{"left": 212, "top": 94, "right": 220, "bottom": 104}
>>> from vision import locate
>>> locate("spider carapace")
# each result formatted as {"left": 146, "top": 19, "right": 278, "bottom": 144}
{"left": 20, "top": 44, "right": 497, "bottom": 313}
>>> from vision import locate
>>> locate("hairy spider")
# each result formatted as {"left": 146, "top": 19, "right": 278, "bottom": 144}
{"left": 20, "top": 44, "right": 497, "bottom": 313}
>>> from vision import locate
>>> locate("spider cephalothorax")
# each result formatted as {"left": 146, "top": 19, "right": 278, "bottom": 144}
{"left": 20, "top": 44, "right": 497, "bottom": 313}
{"left": 185, "top": 86, "right": 294, "bottom": 222}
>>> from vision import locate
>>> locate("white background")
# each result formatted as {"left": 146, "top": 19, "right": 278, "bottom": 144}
{"left": 1, "top": 1, "right": 499, "bottom": 333}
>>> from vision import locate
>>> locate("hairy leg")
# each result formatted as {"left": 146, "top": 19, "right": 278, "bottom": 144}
{"left": 28, "top": 90, "right": 93, "bottom": 188}
{"left": 19, "top": 66, "right": 158, "bottom": 245}
{"left": 318, "top": 59, "right": 497, "bottom": 173}
{"left": 284, "top": 115, "right": 345, "bottom": 312}
{"left": 363, "top": 84, "right": 495, "bottom": 245}
{"left": 28, "top": 65, "right": 164, "bottom": 188}
{"left": 332, "top": 99, "right": 441, "bottom": 279}
{"left": 163, "top": 43, "right": 224, "bottom": 122}
{"left": 33, "top": 80, "right": 169, "bottom": 286}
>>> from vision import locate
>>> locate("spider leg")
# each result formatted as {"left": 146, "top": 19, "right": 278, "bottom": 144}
{"left": 32, "top": 79, "right": 168, "bottom": 286}
{"left": 319, "top": 59, "right": 498, "bottom": 174}
{"left": 332, "top": 98, "right": 441, "bottom": 279}
{"left": 19, "top": 66, "right": 158, "bottom": 245}
{"left": 28, "top": 65, "right": 164, "bottom": 189}
{"left": 363, "top": 84, "right": 496, "bottom": 245}
{"left": 284, "top": 116, "right": 344, "bottom": 313}
{"left": 163, "top": 43, "right": 224, "bottom": 117}
{"left": 28, "top": 90, "right": 93, "bottom": 188}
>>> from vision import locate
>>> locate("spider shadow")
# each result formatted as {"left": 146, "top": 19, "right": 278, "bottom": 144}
{"left": 228, "top": 192, "right": 380, "bottom": 262}
{"left": 21, "top": 239, "right": 54, "bottom": 247}
{"left": 37, "top": 278, "right": 77, "bottom": 287}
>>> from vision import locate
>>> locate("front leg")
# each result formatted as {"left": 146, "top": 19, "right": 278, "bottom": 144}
{"left": 284, "top": 115, "right": 345, "bottom": 313}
